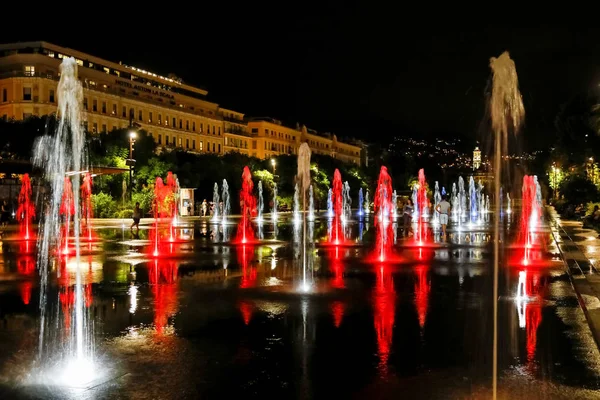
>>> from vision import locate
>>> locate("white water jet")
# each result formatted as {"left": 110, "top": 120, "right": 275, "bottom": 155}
{"left": 433, "top": 181, "right": 441, "bottom": 225}
{"left": 412, "top": 183, "right": 418, "bottom": 219}
{"left": 221, "top": 179, "right": 230, "bottom": 224}
{"left": 212, "top": 182, "right": 220, "bottom": 221}
{"left": 507, "top": 193, "right": 512, "bottom": 214}
{"left": 257, "top": 181, "right": 264, "bottom": 222}
{"left": 327, "top": 188, "right": 333, "bottom": 218}
{"left": 33, "top": 57, "right": 96, "bottom": 386}
{"left": 297, "top": 143, "right": 312, "bottom": 291}
{"left": 364, "top": 189, "right": 370, "bottom": 215}
{"left": 469, "top": 176, "right": 477, "bottom": 220}
{"left": 272, "top": 185, "right": 278, "bottom": 222}
{"left": 458, "top": 176, "right": 466, "bottom": 220}
{"left": 293, "top": 182, "right": 301, "bottom": 225}
{"left": 392, "top": 190, "right": 398, "bottom": 219}
{"left": 342, "top": 181, "right": 351, "bottom": 224}
{"left": 358, "top": 188, "right": 364, "bottom": 218}
{"left": 308, "top": 185, "right": 315, "bottom": 221}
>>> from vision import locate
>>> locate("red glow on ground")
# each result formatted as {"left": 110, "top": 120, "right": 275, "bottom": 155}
{"left": 20, "top": 282, "right": 32, "bottom": 305}
{"left": 372, "top": 264, "right": 395, "bottom": 375}
{"left": 16, "top": 174, "right": 36, "bottom": 241}
{"left": 414, "top": 265, "right": 430, "bottom": 329}
{"left": 149, "top": 259, "right": 179, "bottom": 335}
{"left": 239, "top": 300, "right": 254, "bottom": 325}
{"left": 331, "top": 301, "right": 345, "bottom": 328}
{"left": 516, "top": 270, "right": 546, "bottom": 369}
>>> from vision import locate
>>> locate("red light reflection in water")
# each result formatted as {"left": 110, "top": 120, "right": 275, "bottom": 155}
{"left": 239, "top": 300, "right": 254, "bottom": 325}
{"left": 58, "top": 257, "right": 74, "bottom": 330}
{"left": 372, "top": 265, "right": 395, "bottom": 375}
{"left": 17, "top": 255, "right": 35, "bottom": 305}
{"left": 328, "top": 169, "right": 344, "bottom": 245}
{"left": 149, "top": 260, "right": 179, "bottom": 335}
{"left": 516, "top": 270, "right": 546, "bottom": 367}
{"left": 329, "top": 246, "right": 345, "bottom": 289}
{"left": 414, "top": 265, "right": 430, "bottom": 329}
{"left": 239, "top": 245, "right": 257, "bottom": 289}
{"left": 235, "top": 166, "right": 257, "bottom": 244}
{"left": 331, "top": 301, "right": 345, "bottom": 328}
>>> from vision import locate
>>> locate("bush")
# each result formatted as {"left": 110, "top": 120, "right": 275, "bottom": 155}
{"left": 559, "top": 174, "right": 600, "bottom": 206}
{"left": 92, "top": 192, "right": 117, "bottom": 218}
{"left": 117, "top": 208, "right": 133, "bottom": 219}
{"left": 132, "top": 187, "right": 154, "bottom": 216}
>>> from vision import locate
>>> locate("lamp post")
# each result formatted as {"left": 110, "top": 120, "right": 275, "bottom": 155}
{"left": 271, "top": 158, "right": 276, "bottom": 175}
{"left": 552, "top": 163, "right": 557, "bottom": 200}
{"left": 126, "top": 131, "right": 137, "bottom": 201}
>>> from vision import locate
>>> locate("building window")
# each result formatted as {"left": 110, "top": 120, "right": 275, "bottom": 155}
{"left": 138, "top": 110, "right": 142, "bottom": 121}
{"left": 213, "top": 126, "right": 216, "bottom": 135}
{"left": 149, "top": 112, "right": 153, "bottom": 123}
{"left": 49, "top": 90, "right": 55, "bottom": 103}
{"left": 192, "top": 121, "right": 196, "bottom": 132}
{"left": 23, "top": 87, "right": 32, "bottom": 101}
{"left": 92, "top": 99, "right": 97, "bottom": 112}
{"left": 192, "top": 139, "right": 196, "bottom": 149}
{"left": 179, "top": 119, "right": 182, "bottom": 129}
{"left": 84, "top": 98, "right": 88, "bottom": 110}
{"left": 112, "top": 104, "right": 117, "bottom": 115}
{"left": 207, "top": 125, "right": 210, "bottom": 134}
{"left": 122, "top": 106, "right": 126, "bottom": 118}
{"left": 186, "top": 139, "right": 189, "bottom": 149}
{"left": 92, "top": 123, "right": 98, "bottom": 133}
{"left": 218, "top": 127, "right": 221, "bottom": 135}
{"left": 158, "top": 134, "right": 162, "bottom": 145}
{"left": 212, "top": 143, "right": 216, "bottom": 152}
{"left": 218, "top": 144, "right": 221, "bottom": 153}
{"left": 102, "top": 124, "right": 107, "bottom": 133}
{"left": 172, "top": 117, "right": 176, "bottom": 127}
{"left": 178, "top": 137, "right": 182, "bottom": 147}
{"left": 2, "top": 89, "right": 7, "bottom": 103}
{"left": 165, "top": 115, "right": 169, "bottom": 126}
{"left": 24, "top": 65, "right": 35, "bottom": 77}
{"left": 199, "top": 141, "right": 203, "bottom": 151}
{"left": 113, "top": 125, "right": 117, "bottom": 131}
{"left": 101, "top": 101, "right": 106, "bottom": 114}
{"left": 165, "top": 136, "right": 169, "bottom": 146}
{"left": 200, "top": 123, "right": 203, "bottom": 133}
{"left": 129, "top": 108, "right": 134, "bottom": 120}
{"left": 186, "top": 120, "right": 189, "bottom": 130}
{"left": 158, "top": 114, "right": 162, "bottom": 124}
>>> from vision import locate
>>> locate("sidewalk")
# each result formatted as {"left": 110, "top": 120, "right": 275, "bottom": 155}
{"left": 548, "top": 207, "right": 600, "bottom": 349}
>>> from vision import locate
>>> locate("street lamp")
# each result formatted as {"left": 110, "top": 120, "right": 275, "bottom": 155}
{"left": 126, "top": 131, "right": 137, "bottom": 200}
{"left": 271, "top": 158, "right": 276, "bottom": 175}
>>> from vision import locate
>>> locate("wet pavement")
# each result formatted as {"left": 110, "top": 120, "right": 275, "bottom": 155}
{"left": 0, "top": 212, "right": 600, "bottom": 399}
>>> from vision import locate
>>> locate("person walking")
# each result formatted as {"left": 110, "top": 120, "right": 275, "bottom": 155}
{"left": 436, "top": 195, "right": 452, "bottom": 240}
{"left": 131, "top": 202, "right": 142, "bottom": 234}
{"left": 201, "top": 199, "right": 208, "bottom": 217}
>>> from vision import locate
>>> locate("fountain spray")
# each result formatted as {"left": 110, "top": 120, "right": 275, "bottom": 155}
{"left": 212, "top": 182, "right": 220, "bottom": 222}
{"left": 489, "top": 51, "right": 525, "bottom": 399}
{"left": 257, "top": 181, "right": 264, "bottom": 222}
{"left": 297, "top": 143, "right": 312, "bottom": 291}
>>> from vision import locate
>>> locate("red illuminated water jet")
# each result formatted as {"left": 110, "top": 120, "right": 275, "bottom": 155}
{"left": 372, "top": 264, "right": 395, "bottom": 376}
{"left": 517, "top": 175, "right": 543, "bottom": 266}
{"left": 150, "top": 175, "right": 184, "bottom": 256}
{"left": 236, "top": 166, "right": 257, "bottom": 244}
{"left": 327, "top": 169, "right": 344, "bottom": 245}
{"left": 80, "top": 172, "right": 95, "bottom": 242}
{"left": 149, "top": 259, "right": 179, "bottom": 335}
{"left": 372, "top": 166, "right": 395, "bottom": 262}
{"left": 16, "top": 173, "right": 36, "bottom": 241}
{"left": 166, "top": 171, "right": 179, "bottom": 241}
{"left": 59, "top": 177, "right": 75, "bottom": 255}
{"left": 414, "top": 265, "right": 430, "bottom": 329}
{"left": 415, "top": 169, "right": 429, "bottom": 245}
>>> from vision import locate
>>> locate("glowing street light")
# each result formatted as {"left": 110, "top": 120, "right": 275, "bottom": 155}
{"left": 271, "top": 158, "right": 276, "bottom": 175}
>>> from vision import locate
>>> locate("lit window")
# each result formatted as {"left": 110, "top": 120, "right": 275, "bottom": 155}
{"left": 103, "top": 67, "right": 109, "bottom": 74}
{"left": 76, "top": 59, "right": 83, "bottom": 66}
{"left": 24, "top": 66, "right": 35, "bottom": 77}
{"left": 22, "top": 87, "right": 32, "bottom": 101}
{"left": 47, "top": 51, "right": 55, "bottom": 58}
{"left": 2, "top": 89, "right": 6, "bottom": 103}
{"left": 49, "top": 90, "right": 55, "bottom": 103}
{"left": 200, "top": 141, "right": 203, "bottom": 151}
{"left": 58, "top": 53, "right": 63, "bottom": 59}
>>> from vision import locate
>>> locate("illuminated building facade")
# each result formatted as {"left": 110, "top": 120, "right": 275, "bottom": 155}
{"left": 473, "top": 146, "right": 481, "bottom": 170}
{"left": 0, "top": 41, "right": 361, "bottom": 165}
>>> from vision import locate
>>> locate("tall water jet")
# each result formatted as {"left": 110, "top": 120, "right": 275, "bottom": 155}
{"left": 271, "top": 184, "right": 278, "bottom": 222}
{"left": 81, "top": 173, "right": 93, "bottom": 242}
{"left": 433, "top": 181, "right": 441, "bottom": 225}
{"left": 364, "top": 189, "right": 370, "bottom": 215}
{"left": 60, "top": 177, "right": 75, "bottom": 254}
{"left": 308, "top": 185, "right": 315, "bottom": 222}
{"left": 469, "top": 176, "right": 477, "bottom": 221}
{"left": 16, "top": 173, "right": 36, "bottom": 241}
{"left": 358, "top": 188, "right": 364, "bottom": 218}
{"left": 257, "top": 181, "right": 264, "bottom": 222}
{"left": 32, "top": 57, "right": 95, "bottom": 384}
{"left": 373, "top": 166, "right": 394, "bottom": 262}
{"left": 297, "top": 143, "right": 312, "bottom": 291}
{"left": 152, "top": 177, "right": 166, "bottom": 256}
{"left": 451, "top": 182, "right": 458, "bottom": 220}
{"left": 411, "top": 184, "right": 418, "bottom": 219}
{"left": 342, "top": 181, "right": 351, "bottom": 223}
{"left": 507, "top": 192, "right": 512, "bottom": 214}
{"left": 329, "top": 169, "right": 343, "bottom": 244}
{"left": 415, "top": 169, "right": 428, "bottom": 244}
{"left": 489, "top": 51, "right": 525, "bottom": 399}
{"left": 221, "top": 179, "right": 230, "bottom": 224}
{"left": 534, "top": 175, "right": 542, "bottom": 210}
{"left": 236, "top": 166, "right": 256, "bottom": 243}
{"left": 327, "top": 188, "right": 333, "bottom": 218}
{"left": 293, "top": 182, "right": 301, "bottom": 225}
{"left": 392, "top": 190, "right": 398, "bottom": 219}
{"left": 212, "top": 182, "right": 220, "bottom": 222}
{"left": 458, "top": 176, "right": 466, "bottom": 220}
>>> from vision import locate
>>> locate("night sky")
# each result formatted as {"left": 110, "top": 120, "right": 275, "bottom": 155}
{"left": 6, "top": 7, "right": 600, "bottom": 150}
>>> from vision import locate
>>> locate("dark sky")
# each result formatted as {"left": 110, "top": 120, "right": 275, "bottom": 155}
{"left": 6, "top": 6, "right": 600, "bottom": 149}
